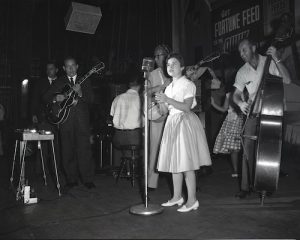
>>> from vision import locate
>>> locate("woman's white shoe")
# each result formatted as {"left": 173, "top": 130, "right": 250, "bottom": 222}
{"left": 177, "top": 200, "right": 199, "bottom": 212}
{"left": 161, "top": 197, "right": 184, "bottom": 207}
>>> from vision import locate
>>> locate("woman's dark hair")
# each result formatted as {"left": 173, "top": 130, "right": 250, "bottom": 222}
{"left": 166, "top": 52, "right": 185, "bottom": 67}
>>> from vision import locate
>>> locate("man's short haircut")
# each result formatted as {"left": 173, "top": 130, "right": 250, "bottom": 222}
{"left": 125, "top": 68, "right": 142, "bottom": 88}
{"left": 129, "top": 74, "right": 143, "bottom": 88}
{"left": 63, "top": 56, "right": 77, "bottom": 66}
{"left": 238, "top": 38, "right": 256, "bottom": 48}
{"left": 47, "top": 60, "right": 58, "bottom": 68}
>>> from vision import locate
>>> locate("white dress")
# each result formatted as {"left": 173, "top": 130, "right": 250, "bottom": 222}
{"left": 157, "top": 76, "right": 212, "bottom": 173}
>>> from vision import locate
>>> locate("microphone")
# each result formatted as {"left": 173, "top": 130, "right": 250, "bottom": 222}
{"left": 141, "top": 57, "right": 154, "bottom": 72}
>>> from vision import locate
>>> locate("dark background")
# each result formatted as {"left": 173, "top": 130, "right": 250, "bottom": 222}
{"left": 0, "top": 0, "right": 172, "bottom": 127}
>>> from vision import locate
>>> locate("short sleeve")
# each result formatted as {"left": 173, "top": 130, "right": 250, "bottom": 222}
{"left": 164, "top": 84, "right": 171, "bottom": 98}
{"left": 183, "top": 81, "right": 196, "bottom": 99}
{"left": 110, "top": 97, "right": 117, "bottom": 116}
{"left": 233, "top": 70, "right": 246, "bottom": 92}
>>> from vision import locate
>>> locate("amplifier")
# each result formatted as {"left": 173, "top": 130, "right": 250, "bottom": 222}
{"left": 65, "top": 2, "right": 102, "bottom": 34}
{"left": 14, "top": 129, "right": 54, "bottom": 141}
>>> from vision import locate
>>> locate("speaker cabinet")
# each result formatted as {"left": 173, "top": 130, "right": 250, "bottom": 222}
{"left": 65, "top": 2, "right": 102, "bottom": 34}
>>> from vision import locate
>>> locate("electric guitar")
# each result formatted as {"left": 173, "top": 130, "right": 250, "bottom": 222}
{"left": 46, "top": 62, "right": 105, "bottom": 125}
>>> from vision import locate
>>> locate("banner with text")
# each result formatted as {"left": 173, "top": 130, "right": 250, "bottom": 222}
{"left": 212, "top": 0, "right": 264, "bottom": 53}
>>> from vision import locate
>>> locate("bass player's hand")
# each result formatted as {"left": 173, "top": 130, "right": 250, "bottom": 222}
{"left": 266, "top": 46, "right": 280, "bottom": 63}
{"left": 238, "top": 101, "right": 250, "bottom": 115}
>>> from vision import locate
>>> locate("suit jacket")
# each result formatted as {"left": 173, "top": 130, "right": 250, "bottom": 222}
{"left": 43, "top": 75, "right": 94, "bottom": 119}
{"left": 31, "top": 77, "right": 56, "bottom": 122}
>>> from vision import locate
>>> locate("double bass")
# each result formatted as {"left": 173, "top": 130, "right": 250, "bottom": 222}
{"left": 242, "top": 24, "right": 293, "bottom": 205}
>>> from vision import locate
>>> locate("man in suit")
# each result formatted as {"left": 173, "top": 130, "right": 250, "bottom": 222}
{"left": 44, "top": 57, "right": 95, "bottom": 189}
{"left": 31, "top": 61, "right": 59, "bottom": 125}
{"left": 31, "top": 61, "right": 65, "bottom": 187}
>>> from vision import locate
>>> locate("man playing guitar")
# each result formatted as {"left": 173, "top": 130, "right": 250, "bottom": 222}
{"left": 43, "top": 57, "right": 95, "bottom": 190}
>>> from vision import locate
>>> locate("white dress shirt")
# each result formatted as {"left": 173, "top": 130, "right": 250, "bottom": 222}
{"left": 234, "top": 55, "right": 279, "bottom": 102}
{"left": 234, "top": 54, "right": 280, "bottom": 113}
{"left": 48, "top": 76, "right": 57, "bottom": 85}
{"left": 68, "top": 75, "right": 77, "bottom": 84}
{"left": 110, "top": 89, "right": 142, "bottom": 130}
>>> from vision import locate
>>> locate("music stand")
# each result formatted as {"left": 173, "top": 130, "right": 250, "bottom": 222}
{"left": 129, "top": 59, "right": 164, "bottom": 216}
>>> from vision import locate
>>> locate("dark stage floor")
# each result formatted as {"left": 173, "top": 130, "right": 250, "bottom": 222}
{"left": 0, "top": 144, "right": 300, "bottom": 239}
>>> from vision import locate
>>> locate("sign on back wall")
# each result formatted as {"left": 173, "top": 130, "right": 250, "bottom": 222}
{"left": 211, "top": 0, "right": 263, "bottom": 53}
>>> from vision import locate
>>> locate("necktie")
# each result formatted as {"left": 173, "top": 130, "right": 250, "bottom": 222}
{"left": 69, "top": 77, "right": 74, "bottom": 86}
{"left": 49, "top": 78, "right": 55, "bottom": 85}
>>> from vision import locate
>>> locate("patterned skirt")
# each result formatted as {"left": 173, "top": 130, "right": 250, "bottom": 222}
{"left": 213, "top": 112, "right": 244, "bottom": 154}
{"left": 157, "top": 111, "right": 212, "bottom": 173}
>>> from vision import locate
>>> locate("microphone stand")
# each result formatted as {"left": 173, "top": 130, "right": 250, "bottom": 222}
{"left": 129, "top": 69, "right": 164, "bottom": 216}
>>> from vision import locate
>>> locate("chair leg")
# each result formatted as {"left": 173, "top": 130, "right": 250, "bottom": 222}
{"left": 10, "top": 140, "right": 18, "bottom": 184}
{"left": 38, "top": 141, "right": 47, "bottom": 186}
{"left": 131, "top": 158, "right": 135, "bottom": 187}
{"left": 116, "top": 157, "right": 127, "bottom": 184}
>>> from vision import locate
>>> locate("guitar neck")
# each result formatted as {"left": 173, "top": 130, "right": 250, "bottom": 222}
{"left": 76, "top": 71, "right": 93, "bottom": 86}
{"left": 192, "top": 53, "right": 220, "bottom": 69}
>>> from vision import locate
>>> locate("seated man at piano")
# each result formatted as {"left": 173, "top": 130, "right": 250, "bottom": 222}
{"left": 233, "top": 38, "right": 291, "bottom": 199}
{"left": 110, "top": 70, "right": 143, "bottom": 173}
{"left": 43, "top": 57, "right": 95, "bottom": 190}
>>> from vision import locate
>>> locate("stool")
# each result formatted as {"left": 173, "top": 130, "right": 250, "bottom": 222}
{"left": 10, "top": 130, "right": 61, "bottom": 200}
{"left": 115, "top": 144, "right": 141, "bottom": 187}
{"left": 96, "top": 133, "right": 113, "bottom": 169}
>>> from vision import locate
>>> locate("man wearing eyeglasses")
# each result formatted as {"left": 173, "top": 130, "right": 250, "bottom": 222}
{"left": 147, "top": 44, "right": 172, "bottom": 191}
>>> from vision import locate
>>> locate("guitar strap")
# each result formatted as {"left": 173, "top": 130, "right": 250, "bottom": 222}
{"left": 158, "top": 69, "right": 164, "bottom": 85}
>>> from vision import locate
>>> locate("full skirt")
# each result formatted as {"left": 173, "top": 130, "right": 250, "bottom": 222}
{"left": 157, "top": 111, "right": 211, "bottom": 173}
{"left": 213, "top": 112, "right": 243, "bottom": 154}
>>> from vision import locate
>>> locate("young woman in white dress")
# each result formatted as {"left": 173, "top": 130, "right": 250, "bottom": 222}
{"left": 155, "top": 53, "right": 212, "bottom": 212}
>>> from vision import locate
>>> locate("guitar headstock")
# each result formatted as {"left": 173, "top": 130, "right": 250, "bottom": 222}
{"left": 201, "top": 51, "right": 221, "bottom": 65}
{"left": 90, "top": 62, "right": 105, "bottom": 75}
